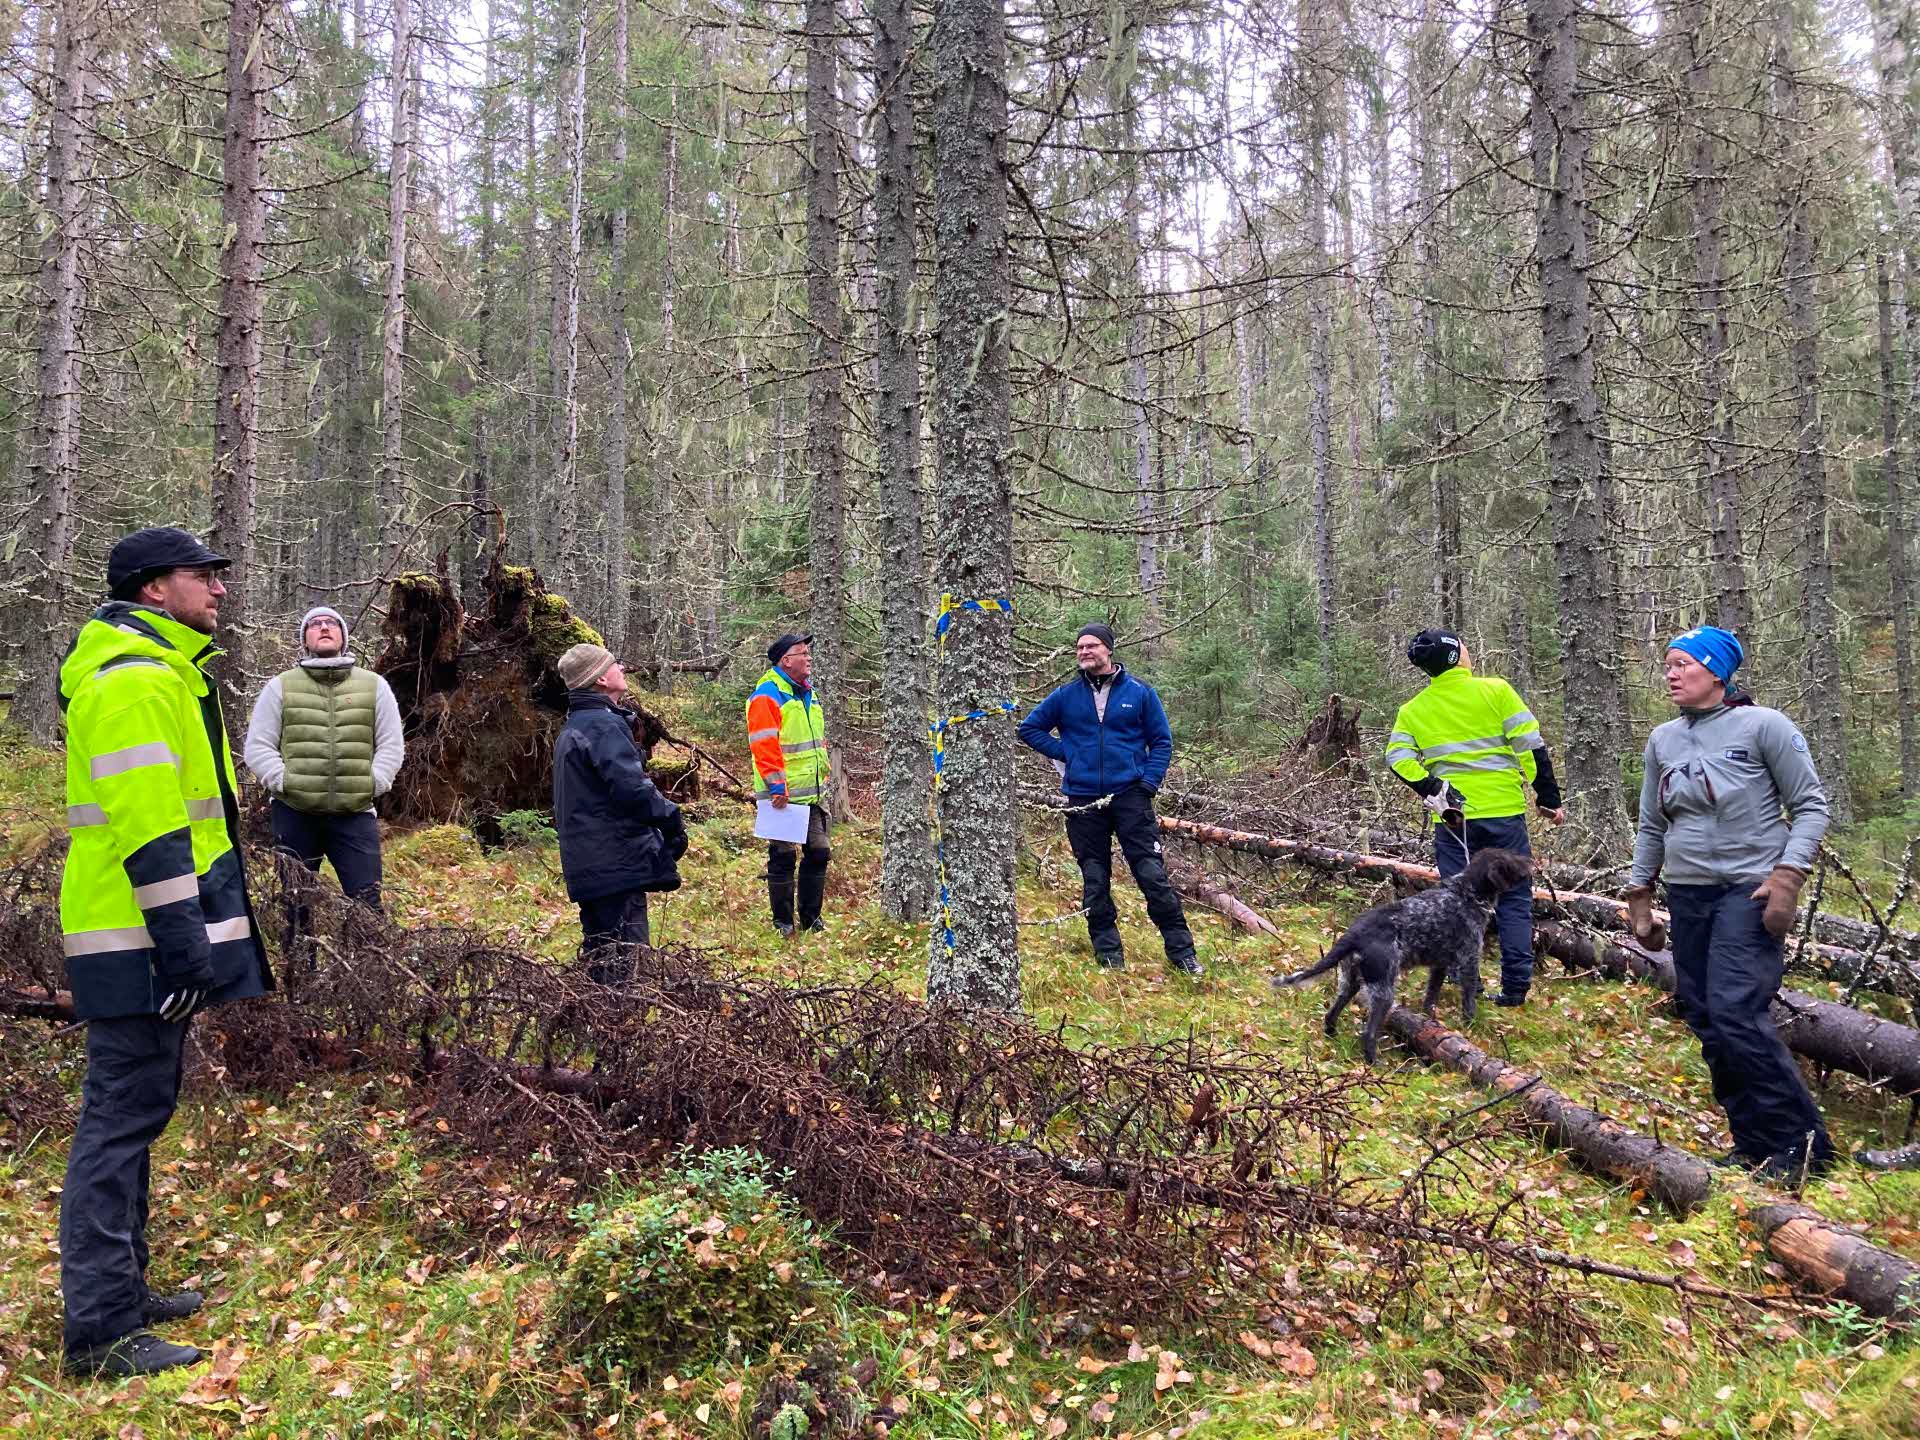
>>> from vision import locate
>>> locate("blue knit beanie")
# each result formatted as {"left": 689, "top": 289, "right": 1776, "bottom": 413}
{"left": 1667, "top": 625, "right": 1743, "bottom": 684}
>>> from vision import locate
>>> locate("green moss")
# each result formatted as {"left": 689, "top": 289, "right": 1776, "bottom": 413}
{"left": 529, "top": 590, "right": 604, "bottom": 660}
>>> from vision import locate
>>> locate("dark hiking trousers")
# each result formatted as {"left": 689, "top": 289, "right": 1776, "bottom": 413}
{"left": 1063, "top": 784, "right": 1195, "bottom": 965}
{"left": 270, "top": 799, "right": 383, "bottom": 905}
{"left": 1666, "top": 884, "right": 1835, "bottom": 1167}
{"left": 579, "top": 888, "right": 651, "bottom": 984}
{"left": 60, "top": 1015, "right": 188, "bottom": 1354}
{"left": 766, "top": 805, "right": 831, "bottom": 929}
{"left": 1434, "top": 814, "right": 1534, "bottom": 997}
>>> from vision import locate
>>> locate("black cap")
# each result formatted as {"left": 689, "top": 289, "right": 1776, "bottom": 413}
{"left": 1076, "top": 622, "right": 1118, "bottom": 651}
{"left": 1407, "top": 628, "right": 1462, "bottom": 676}
{"left": 107, "top": 527, "right": 230, "bottom": 600}
{"left": 767, "top": 632, "right": 813, "bottom": 666}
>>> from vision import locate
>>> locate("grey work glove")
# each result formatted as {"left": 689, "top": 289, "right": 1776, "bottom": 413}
{"left": 1422, "top": 784, "right": 1466, "bottom": 821}
{"left": 157, "top": 988, "right": 203, "bottom": 1023}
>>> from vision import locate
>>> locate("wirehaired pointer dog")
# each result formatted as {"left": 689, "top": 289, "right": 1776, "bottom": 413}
{"left": 1269, "top": 848, "right": 1536, "bottom": 1064}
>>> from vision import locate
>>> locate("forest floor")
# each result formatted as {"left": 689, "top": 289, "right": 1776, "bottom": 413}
{"left": 1, "top": 706, "right": 1917, "bottom": 1439}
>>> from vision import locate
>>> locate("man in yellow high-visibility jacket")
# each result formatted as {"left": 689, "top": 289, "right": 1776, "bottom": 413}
{"left": 57, "top": 527, "right": 272, "bottom": 1380}
{"left": 1385, "top": 628, "right": 1564, "bottom": 1008}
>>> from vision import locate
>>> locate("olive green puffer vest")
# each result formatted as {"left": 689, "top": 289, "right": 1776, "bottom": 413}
{"left": 279, "top": 663, "right": 378, "bottom": 813}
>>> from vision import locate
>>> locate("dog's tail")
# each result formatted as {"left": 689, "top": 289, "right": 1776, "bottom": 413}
{"left": 1269, "top": 940, "right": 1349, "bottom": 990}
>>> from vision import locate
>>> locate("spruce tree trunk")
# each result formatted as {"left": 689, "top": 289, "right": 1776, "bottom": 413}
{"left": 926, "top": 0, "right": 1018, "bottom": 1008}
{"left": 1304, "top": 1, "right": 1337, "bottom": 672}
{"left": 210, "top": 0, "right": 270, "bottom": 708}
{"left": 378, "top": 0, "right": 414, "bottom": 576}
{"left": 1872, "top": 0, "right": 1919, "bottom": 798}
{"left": 1528, "top": 0, "right": 1627, "bottom": 830}
{"left": 20, "top": 0, "right": 93, "bottom": 742}
{"left": 554, "top": 3, "right": 587, "bottom": 599}
{"left": 872, "top": 0, "right": 935, "bottom": 921}
{"left": 521, "top": 0, "right": 543, "bottom": 573}
{"left": 606, "top": 0, "right": 631, "bottom": 653}
{"left": 467, "top": 0, "right": 499, "bottom": 605}
{"left": 1879, "top": 252, "right": 1919, "bottom": 797}
{"left": 804, "top": 0, "right": 851, "bottom": 819}
{"left": 1413, "top": 0, "right": 1461, "bottom": 628}
{"left": 1770, "top": 3, "right": 1852, "bottom": 823}
{"left": 1679, "top": 0, "right": 1750, "bottom": 637}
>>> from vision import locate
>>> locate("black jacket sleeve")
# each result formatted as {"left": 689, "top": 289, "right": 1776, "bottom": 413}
{"left": 1397, "top": 771, "right": 1443, "bottom": 800}
{"left": 1531, "top": 745, "right": 1562, "bottom": 810}
{"left": 590, "top": 714, "right": 682, "bottom": 829}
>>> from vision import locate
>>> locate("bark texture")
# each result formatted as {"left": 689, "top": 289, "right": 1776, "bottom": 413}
{"left": 210, "top": 0, "right": 270, "bottom": 709}
{"left": 805, "top": 0, "right": 851, "bottom": 818}
{"left": 1528, "top": 0, "right": 1626, "bottom": 827}
{"left": 378, "top": 0, "right": 414, "bottom": 573}
{"left": 872, "top": 0, "right": 935, "bottom": 921}
{"left": 20, "top": 0, "right": 94, "bottom": 743}
{"left": 926, "top": 0, "right": 1019, "bottom": 1008}
{"left": 1770, "top": 3, "right": 1851, "bottom": 821}
{"left": 1384, "top": 1006, "right": 1712, "bottom": 1214}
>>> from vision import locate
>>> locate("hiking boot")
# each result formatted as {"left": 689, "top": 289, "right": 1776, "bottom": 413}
{"left": 1753, "top": 1149, "right": 1836, "bottom": 1187}
{"left": 1094, "top": 951, "right": 1126, "bottom": 971}
{"left": 1167, "top": 953, "right": 1204, "bottom": 978}
{"left": 774, "top": 922, "right": 795, "bottom": 939}
{"left": 144, "top": 1289, "right": 204, "bottom": 1325}
{"left": 802, "top": 918, "right": 827, "bottom": 934}
{"left": 65, "top": 1331, "right": 204, "bottom": 1379}
{"left": 1493, "top": 992, "right": 1528, "bottom": 1009}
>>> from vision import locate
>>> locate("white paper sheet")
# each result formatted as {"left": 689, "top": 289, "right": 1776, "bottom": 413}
{"left": 754, "top": 799, "right": 812, "bottom": 844}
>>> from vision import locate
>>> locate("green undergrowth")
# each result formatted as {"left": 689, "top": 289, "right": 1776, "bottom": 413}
{"left": 3, "top": 718, "right": 1920, "bottom": 1436}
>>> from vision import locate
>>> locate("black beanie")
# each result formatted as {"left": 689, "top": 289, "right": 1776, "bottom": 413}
{"left": 1407, "top": 628, "right": 1463, "bottom": 676}
{"left": 1076, "top": 622, "right": 1118, "bottom": 652}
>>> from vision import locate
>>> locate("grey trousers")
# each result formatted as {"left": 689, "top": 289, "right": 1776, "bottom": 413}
{"left": 60, "top": 1014, "right": 187, "bottom": 1353}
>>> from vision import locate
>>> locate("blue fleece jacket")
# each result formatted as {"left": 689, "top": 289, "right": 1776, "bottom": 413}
{"left": 1017, "top": 665, "right": 1174, "bottom": 798}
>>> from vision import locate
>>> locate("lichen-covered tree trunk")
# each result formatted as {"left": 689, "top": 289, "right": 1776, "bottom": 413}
{"left": 1529, "top": 0, "right": 1627, "bottom": 829}
{"left": 1771, "top": 3, "right": 1852, "bottom": 823}
{"left": 872, "top": 0, "right": 935, "bottom": 921}
{"left": 1364, "top": 17, "right": 1394, "bottom": 435}
{"left": 210, "top": 0, "right": 269, "bottom": 710}
{"left": 20, "top": 0, "right": 93, "bottom": 743}
{"left": 805, "top": 0, "right": 852, "bottom": 819}
{"left": 926, "top": 0, "right": 1018, "bottom": 1009}
{"left": 1678, "top": 0, "right": 1750, "bottom": 638}
{"left": 605, "top": 0, "right": 631, "bottom": 653}
{"left": 378, "top": 0, "right": 414, "bottom": 576}
{"left": 1413, "top": 0, "right": 1461, "bottom": 628}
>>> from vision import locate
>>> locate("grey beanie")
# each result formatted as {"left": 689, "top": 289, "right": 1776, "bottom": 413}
{"left": 558, "top": 642, "right": 619, "bottom": 691}
{"left": 299, "top": 605, "right": 349, "bottom": 654}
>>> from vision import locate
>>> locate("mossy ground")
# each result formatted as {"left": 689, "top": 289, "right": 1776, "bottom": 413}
{"left": 2, "top": 711, "right": 1918, "bottom": 1437}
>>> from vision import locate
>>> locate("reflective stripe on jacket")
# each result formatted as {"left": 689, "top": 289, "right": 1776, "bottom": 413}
{"left": 1385, "top": 667, "right": 1543, "bottom": 820}
{"left": 58, "top": 602, "right": 273, "bottom": 1020}
{"left": 745, "top": 667, "right": 828, "bottom": 802}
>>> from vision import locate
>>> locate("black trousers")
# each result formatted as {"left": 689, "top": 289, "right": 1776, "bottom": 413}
{"left": 270, "top": 799, "right": 384, "bottom": 905}
{"left": 60, "top": 1015, "right": 188, "bottom": 1353}
{"left": 578, "top": 888, "right": 651, "bottom": 983}
{"left": 1433, "top": 813, "right": 1535, "bottom": 996}
{"left": 1667, "top": 883, "right": 1835, "bottom": 1166}
{"left": 1064, "top": 785, "right": 1195, "bottom": 963}
{"left": 766, "top": 805, "right": 831, "bottom": 927}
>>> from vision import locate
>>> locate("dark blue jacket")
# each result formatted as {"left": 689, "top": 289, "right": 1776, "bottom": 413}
{"left": 553, "top": 692, "right": 688, "bottom": 902}
{"left": 1017, "top": 665, "right": 1174, "bottom": 798}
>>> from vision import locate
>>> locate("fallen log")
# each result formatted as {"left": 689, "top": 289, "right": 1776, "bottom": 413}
{"left": 1381, "top": 1005, "right": 1712, "bottom": 1215}
{"left": 1156, "top": 815, "right": 1920, "bottom": 1000}
{"left": 1534, "top": 924, "right": 1920, "bottom": 1099}
{"left": 1749, "top": 1203, "right": 1920, "bottom": 1320}
{"left": 1166, "top": 860, "right": 1280, "bottom": 937}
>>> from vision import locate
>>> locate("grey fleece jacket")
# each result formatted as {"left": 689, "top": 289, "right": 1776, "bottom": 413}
{"left": 1630, "top": 701, "right": 1829, "bottom": 888}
